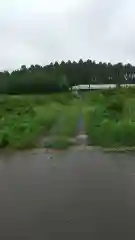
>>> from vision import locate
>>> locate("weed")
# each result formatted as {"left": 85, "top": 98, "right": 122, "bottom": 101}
{"left": 0, "top": 94, "right": 71, "bottom": 149}
{"left": 44, "top": 137, "right": 71, "bottom": 150}
{"left": 84, "top": 89, "right": 135, "bottom": 147}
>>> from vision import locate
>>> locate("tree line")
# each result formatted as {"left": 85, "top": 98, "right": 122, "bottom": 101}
{"left": 0, "top": 60, "right": 135, "bottom": 93}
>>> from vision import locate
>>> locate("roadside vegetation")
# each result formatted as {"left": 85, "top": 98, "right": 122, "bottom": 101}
{"left": 84, "top": 87, "right": 135, "bottom": 147}
{"left": 0, "top": 93, "right": 78, "bottom": 149}
{"left": 2, "top": 86, "right": 135, "bottom": 150}
{"left": 44, "top": 100, "right": 81, "bottom": 149}
{"left": 1, "top": 56, "right": 135, "bottom": 151}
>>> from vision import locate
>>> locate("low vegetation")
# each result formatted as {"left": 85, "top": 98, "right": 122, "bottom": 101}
{"left": 0, "top": 93, "right": 77, "bottom": 149}
{"left": 44, "top": 100, "right": 81, "bottom": 149}
{"left": 2, "top": 86, "right": 135, "bottom": 150}
{"left": 84, "top": 87, "right": 135, "bottom": 147}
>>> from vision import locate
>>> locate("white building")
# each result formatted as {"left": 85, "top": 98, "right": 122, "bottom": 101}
{"left": 72, "top": 84, "right": 135, "bottom": 91}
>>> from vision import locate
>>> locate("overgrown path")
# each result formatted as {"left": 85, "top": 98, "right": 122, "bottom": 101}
{"left": 75, "top": 112, "right": 88, "bottom": 146}
{"left": 38, "top": 98, "right": 88, "bottom": 149}
{"left": 0, "top": 94, "right": 135, "bottom": 238}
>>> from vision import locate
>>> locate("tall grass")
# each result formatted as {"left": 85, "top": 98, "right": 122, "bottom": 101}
{"left": 44, "top": 101, "right": 81, "bottom": 149}
{"left": 0, "top": 104, "right": 61, "bottom": 148}
{"left": 84, "top": 88, "right": 135, "bottom": 147}
{"left": 0, "top": 94, "right": 72, "bottom": 149}
{"left": 55, "top": 104, "right": 80, "bottom": 137}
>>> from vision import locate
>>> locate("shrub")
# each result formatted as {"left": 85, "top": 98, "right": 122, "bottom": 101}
{"left": 84, "top": 89, "right": 135, "bottom": 147}
{"left": 106, "top": 97, "right": 124, "bottom": 114}
{"left": 44, "top": 137, "right": 71, "bottom": 149}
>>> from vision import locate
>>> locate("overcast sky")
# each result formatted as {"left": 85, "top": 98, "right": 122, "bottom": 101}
{"left": 0, "top": 0, "right": 135, "bottom": 71}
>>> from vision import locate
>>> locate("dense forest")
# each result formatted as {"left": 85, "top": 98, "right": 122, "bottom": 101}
{"left": 0, "top": 59, "right": 135, "bottom": 93}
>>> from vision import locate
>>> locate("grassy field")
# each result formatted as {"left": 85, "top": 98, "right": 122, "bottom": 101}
{"left": 2, "top": 88, "right": 135, "bottom": 150}
{"left": 0, "top": 93, "right": 80, "bottom": 149}
{"left": 84, "top": 87, "right": 135, "bottom": 147}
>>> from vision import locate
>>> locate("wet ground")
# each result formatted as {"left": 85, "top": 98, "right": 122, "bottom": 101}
{"left": 0, "top": 148, "right": 135, "bottom": 239}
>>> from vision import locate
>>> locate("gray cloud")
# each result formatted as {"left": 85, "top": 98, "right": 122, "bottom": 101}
{"left": 0, "top": 0, "right": 135, "bottom": 70}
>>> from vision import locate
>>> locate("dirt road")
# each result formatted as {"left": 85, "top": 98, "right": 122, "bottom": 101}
{"left": 0, "top": 148, "right": 134, "bottom": 239}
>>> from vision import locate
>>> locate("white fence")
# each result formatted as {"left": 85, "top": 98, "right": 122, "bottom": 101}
{"left": 72, "top": 84, "right": 135, "bottom": 91}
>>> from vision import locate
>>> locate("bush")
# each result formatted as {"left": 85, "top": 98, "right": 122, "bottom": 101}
{"left": 84, "top": 89, "right": 135, "bottom": 147}
{"left": 44, "top": 137, "right": 71, "bottom": 149}
{"left": 106, "top": 97, "right": 124, "bottom": 114}
{"left": 101, "top": 88, "right": 117, "bottom": 97}
{"left": 0, "top": 95, "right": 65, "bottom": 149}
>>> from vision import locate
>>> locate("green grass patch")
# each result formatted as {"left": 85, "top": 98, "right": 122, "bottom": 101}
{"left": 0, "top": 94, "right": 73, "bottom": 149}
{"left": 44, "top": 137, "right": 72, "bottom": 150}
{"left": 84, "top": 88, "right": 135, "bottom": 147}
{"left": 44, "top": 100, "right": 81, "bottom": 149}
{"left": 53, "top": 101, "right": 81, "bottom": 137}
